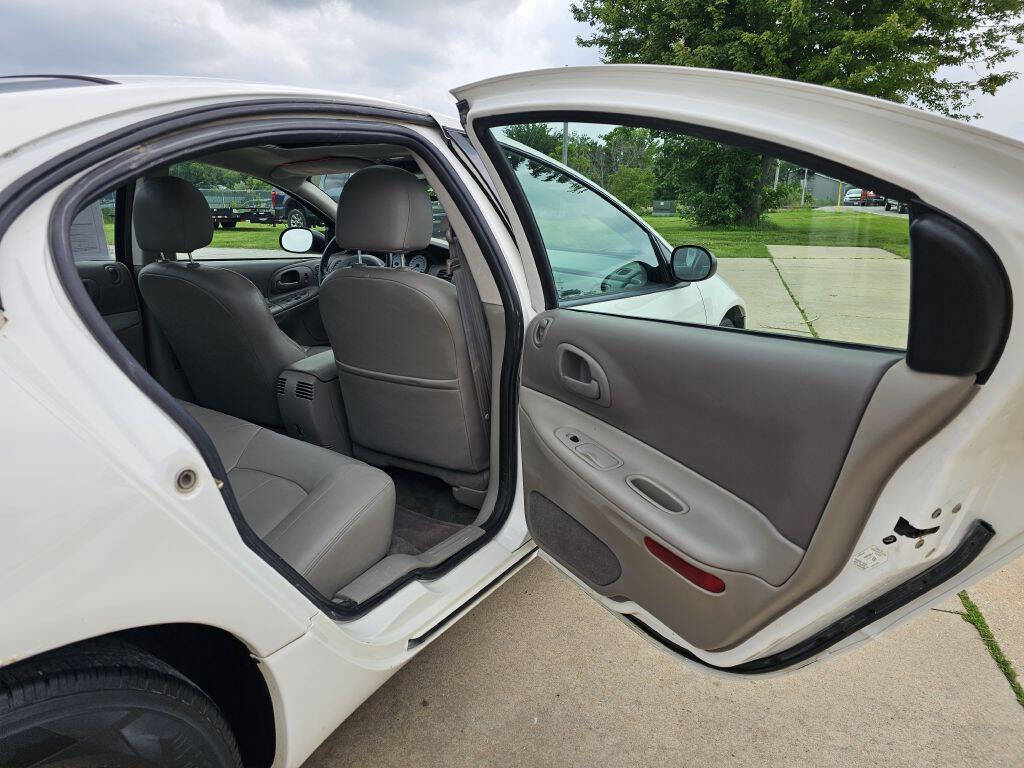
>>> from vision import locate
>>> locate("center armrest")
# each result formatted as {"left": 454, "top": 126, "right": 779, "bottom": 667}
{"left": 283, "top": 349, "right": 338, "bottom": 382}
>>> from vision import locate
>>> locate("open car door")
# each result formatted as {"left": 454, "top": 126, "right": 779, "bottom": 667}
{"left": 453, "top": 66, "right": 1024, "bottom": 673}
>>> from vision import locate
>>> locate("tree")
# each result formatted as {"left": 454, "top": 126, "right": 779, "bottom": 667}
{"left": 572, "top": 0, "right": 1023, "bottom": 118}
{"left": 572, "top": 0, "right": 1024, "bottom": 223}
{"left": 171, "top": 162, "right": 268, "bottom": 191}
{"left": 608, "top": 165, "right": 657, "bottom": 212}
{"left": 501, "top": 123, "right": 561, "bottom": 157}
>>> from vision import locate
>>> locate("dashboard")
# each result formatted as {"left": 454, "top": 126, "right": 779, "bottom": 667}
{"left": 326, "top": 242, "right": 451, "bottom": 279}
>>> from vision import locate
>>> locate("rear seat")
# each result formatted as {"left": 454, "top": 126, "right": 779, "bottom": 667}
{"left": 183, "top": 401, "right": 395, "bottom": 596}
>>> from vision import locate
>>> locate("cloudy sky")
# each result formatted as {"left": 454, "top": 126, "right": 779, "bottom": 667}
{"left": 2, "top": 0, "right": 1022, "bottom": 139}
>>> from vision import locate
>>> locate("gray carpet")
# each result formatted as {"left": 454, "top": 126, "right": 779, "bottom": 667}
{"left": 389, "top": 504, "right": 465, "bottom": 556}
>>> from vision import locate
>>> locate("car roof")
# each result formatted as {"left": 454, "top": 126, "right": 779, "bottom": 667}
{"left": 0, "top": 75, "right": 457, "bottom": 162}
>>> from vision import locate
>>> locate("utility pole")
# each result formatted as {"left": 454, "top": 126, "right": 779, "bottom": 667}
{"left": 773, "top": 158, "right": 780, "bottom": 189}
{"left": 800, "top": 167, "right": 808, "bottom": 206}
{"left": 562, "top": 121, "right": 569, "bottom": 166}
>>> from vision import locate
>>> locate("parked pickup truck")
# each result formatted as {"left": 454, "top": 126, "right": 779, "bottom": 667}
{"left": 271, "top": 188, "right": 325, "bottom": 228}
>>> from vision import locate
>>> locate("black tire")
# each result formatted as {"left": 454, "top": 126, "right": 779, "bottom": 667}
{"left": 0, "top": 640, "right": 242, "bottom": 768}
{"left": 286, "top": 208, "right": 306, "bottom": 228}
{"left": 221, "top": 221, "right": 236, "bottom": 229}
{"left": 720, "top": 317, "right": 736, "bottom": 328}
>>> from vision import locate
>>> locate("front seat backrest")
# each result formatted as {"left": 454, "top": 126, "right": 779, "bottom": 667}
{"left": 319, "top": 166, "right": 490, "bottom": 489}
{"left": 136, "top": 176, "right": 309, "bottom": 426}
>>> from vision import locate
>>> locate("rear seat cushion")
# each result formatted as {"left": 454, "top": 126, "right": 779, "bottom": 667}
{"left": 183, "top": 401, "right": 395, "bottom": 595}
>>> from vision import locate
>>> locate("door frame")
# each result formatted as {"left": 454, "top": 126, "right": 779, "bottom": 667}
{"left": 0, "top": 100, "right": 525, "bottom": 623}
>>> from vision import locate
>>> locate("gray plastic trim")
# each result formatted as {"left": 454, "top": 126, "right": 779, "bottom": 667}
{"left": 522, "top": 388, "right": 805, "bottom": 586}
{"left": 337, "top": 525, "right": 487, "bottom": 604}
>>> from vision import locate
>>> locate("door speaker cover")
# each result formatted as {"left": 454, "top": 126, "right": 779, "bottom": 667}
{"left": 527, "top": 491, "right": 622, "bottom": 586}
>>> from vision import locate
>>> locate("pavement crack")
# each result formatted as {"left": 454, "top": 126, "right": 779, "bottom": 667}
{"left": 768, "top": 257, "right": 819, "bottom": 338}
{"left": 957, "top": 590, "right": 1024, "bottom": 709}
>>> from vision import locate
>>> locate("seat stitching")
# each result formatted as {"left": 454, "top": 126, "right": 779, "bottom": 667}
{"left": 232, "top": 475, "right": 279, "bottom": 509}
{"left": 262, "top": 470, "right": 350, "bottom": 543}
{"left": 229, "top": 426, "right": 268, "bottom": 474}
{"left": 301, "top": 482, "right": 391, "bottom": 577}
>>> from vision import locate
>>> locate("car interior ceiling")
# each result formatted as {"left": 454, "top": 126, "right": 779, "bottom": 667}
{"left": 74, "top": 140, "right": 502, "bottom": 606}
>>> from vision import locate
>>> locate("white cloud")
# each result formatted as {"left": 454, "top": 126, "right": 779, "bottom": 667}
{"left": 1, "top": 1, "right": 1021, "bottom": 138}
{"left": 0, "top": 0, "right": 601, "bottom": 116}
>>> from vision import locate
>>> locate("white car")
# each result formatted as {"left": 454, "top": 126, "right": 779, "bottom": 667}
{"left": 1, "top": 67, "right": 1021, "bottom": 768}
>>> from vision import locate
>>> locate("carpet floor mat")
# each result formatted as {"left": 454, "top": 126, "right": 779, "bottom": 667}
{"left": 389, "top": 504, "right": 466, "bottom": 556}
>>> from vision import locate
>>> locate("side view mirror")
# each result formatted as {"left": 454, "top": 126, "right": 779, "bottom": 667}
{"left": 279, "top": 226, "right": 325, "bottom": 254}
{"left": 671, "top": 244, "right": 717, "bottom": 282}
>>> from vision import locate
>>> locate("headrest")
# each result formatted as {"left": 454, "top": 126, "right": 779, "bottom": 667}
{"left": 134, "top": 176, "right": 214, "bottom": 254}
{"left": 335, "top": 165, "right": 431, "bottom": 253}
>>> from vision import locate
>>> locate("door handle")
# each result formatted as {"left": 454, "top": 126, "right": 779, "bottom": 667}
{"left": 556, "top": 343, "right": 611, "bottom": 406}
{"left": 563, "top": 374, "right": 600, "bottom": 400}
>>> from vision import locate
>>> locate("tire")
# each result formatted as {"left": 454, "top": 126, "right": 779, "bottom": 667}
{"left": 720, "top": 317, "right": 736, "bottom": 328}
{"left": 287, "top": 208, "right": 306, "bottom": 228}
{"left": 221, "top": 221, "right": 236, "bottom": 229}
{"left": 0, "top": 640, "right": 242, "bottom": 768}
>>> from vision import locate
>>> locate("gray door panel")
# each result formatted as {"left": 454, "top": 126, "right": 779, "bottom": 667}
{"left": 522, "top": 388, "right": 804, "bottom": 586}
{"left": 524, "top": 309, "right": 901, "bottom": 548}
{"left": 521, "top": 309, "right": 974, "bottom": 651}
{"left": 76, "top": 260, "right": 145, "bottom": 364}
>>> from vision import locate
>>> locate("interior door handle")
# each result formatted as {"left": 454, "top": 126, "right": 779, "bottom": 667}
{"left": 563, "top": 374, "right": 600, "bottom": 400}
{"left": 556, "top": 343, "right": 611, "bottom": 407}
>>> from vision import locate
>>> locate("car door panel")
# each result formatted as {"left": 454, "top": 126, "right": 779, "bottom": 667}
{"left": 76, "top": 260, "right": 145, "bottom": 363}
{"left": 525, "top": 309, "right": 904, "bottom": 548}
{"left": 521, "top": 309, "right": 975, "bottom": 651}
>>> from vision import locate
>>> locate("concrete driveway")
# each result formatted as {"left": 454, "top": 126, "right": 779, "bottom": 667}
{"left": 304, "top": 560, "right": 1022, "bottom": 768}
{"left": 718, "top": 246, "right": 909, "bottom": 347}
{"left": 303, "top": 248, "right": 1022, "bottom": 767}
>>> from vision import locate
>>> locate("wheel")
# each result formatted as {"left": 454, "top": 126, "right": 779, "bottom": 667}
{"left": 221, "top": 221, "right": 236, "bottom": 229}
{"left": 885, "top": 202, "right": 892, "bottom": 211}
{"left": 720, "top": 317, "right": 736, "bottom": 328}
{"left": 0, "top": 640, "right": 242, "bottom": 768}
{"left": 287, "top": 208, "right": 307, "bottom": 228}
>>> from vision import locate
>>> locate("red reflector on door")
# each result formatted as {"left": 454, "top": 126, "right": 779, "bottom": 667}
{"left": 644, "top": 537, "right": 725, "bottom": 593}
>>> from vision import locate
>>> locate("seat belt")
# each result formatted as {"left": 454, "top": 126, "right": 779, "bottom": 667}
{"left": 444, "top": 218, "right": 492, "bottom": 428}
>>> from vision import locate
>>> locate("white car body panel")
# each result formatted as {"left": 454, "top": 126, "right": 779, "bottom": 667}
{"left": 453, "top": 64, "right": 1024, "bottom": 666}
{"left": 0, "top": 68, "right": 1022, "bottom": 763}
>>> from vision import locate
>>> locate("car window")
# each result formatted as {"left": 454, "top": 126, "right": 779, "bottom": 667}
{"left": 501, "top": 146, "right": 661, "bottom": 304}
{"left": 69, "top": 193, "right": 115, "bottom": 262}
{"left": 315, "top": 172, "right": 353, "bottom": 203}
{"left": 491, "top": 121, "right": 911, "bottom": 349}
{"left": 167, "top": 162, "right": 325, "bottom": 260}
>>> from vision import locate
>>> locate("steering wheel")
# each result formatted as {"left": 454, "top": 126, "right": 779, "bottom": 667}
{"left": 319, "top": 235, "right": 386, "bottom": 284}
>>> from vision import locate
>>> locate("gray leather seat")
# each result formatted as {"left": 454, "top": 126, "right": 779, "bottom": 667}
{"left": 184, "top": 401, "right": 395, "bottom": 595}
{"left": 319, "top": 166, "right": 490, "bottom": 500}
{"left": 135, "top": 176, "right": 323, "bottom": 426}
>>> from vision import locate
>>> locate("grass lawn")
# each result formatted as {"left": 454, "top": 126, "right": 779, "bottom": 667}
{"left": 103, "top": 209, "right": 909, "bottom": 259}
{"left": 103, "top": 221, "right": 288, "bottom": 250}
{"left": 643, "top": 208, "right": 910, "bottom": 258}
